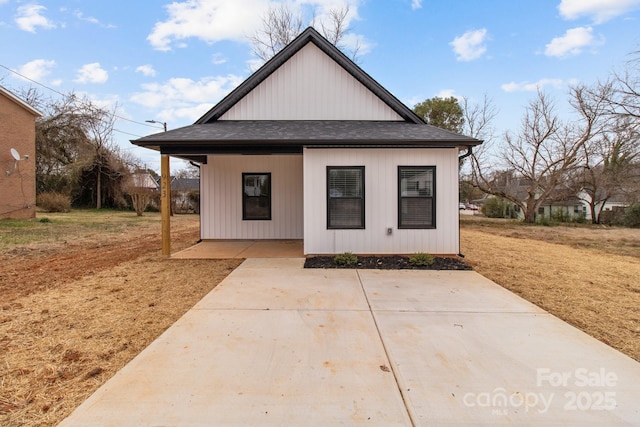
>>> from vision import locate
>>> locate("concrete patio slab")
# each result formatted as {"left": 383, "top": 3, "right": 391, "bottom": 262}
{"left": 193, "top": 265, "right": 368, "bottom": 311}
{"left": 171, "top": 240, "right": 303, "bottom": 259}
{"left": 60, "top": 260, "right": 640, "bottom": 426}
{"left": 359, "top": 270, "right": 545, "bottom": 313}
{"left": 375, "top": 311, "right": 640, "bottom": 425}
{"left": 60, "top": 308, "right": 410, "bottom": 426}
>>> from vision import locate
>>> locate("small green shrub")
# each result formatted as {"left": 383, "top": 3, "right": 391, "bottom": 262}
{"left": 37, "top": 192, "right": 71, "bottom": 213}
{"left": 536, "top": 215, "right": 551, "bottom": 226}
{"left": 409, "top": 252, "right": 434, "bottom": 267}
{"left": 38, "top": 217, "right": 51, "bottom": 223}
{"left": 334, "top": 252, "right": 358, "bottom": 267}
{"left": 622, "top": 203, "right": 640, "bottom": 228}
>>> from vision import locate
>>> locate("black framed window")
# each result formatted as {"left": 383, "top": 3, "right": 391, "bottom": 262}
{"left": 242, "top": 173, "right": 271, "bottom": 220}
{"left": 398, "top": 166, "right": 435, "bottom": 229}
{"left": 327, "top": 166, "right": 364, "bottom": 229}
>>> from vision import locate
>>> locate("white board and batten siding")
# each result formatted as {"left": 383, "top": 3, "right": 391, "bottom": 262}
{"left": 219, "top": 43, "right": 402, "bottom": 121}
{"left": 200, "top": 155, "right": 303, "bottom": 239}
{"left": 303, "top": 148, "right": 460, "bottom": 255}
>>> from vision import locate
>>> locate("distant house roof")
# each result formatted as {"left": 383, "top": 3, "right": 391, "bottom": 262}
{"left": 0, "top": 86, "right": 43, "bottom": 117}
{"left": 171, "top": 178, "right": 199, "bottom": 191}
{"left": 130, "top": 172, "right": 159, "bottom": 190}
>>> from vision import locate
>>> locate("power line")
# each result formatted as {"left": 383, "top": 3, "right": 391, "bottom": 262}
{"left": 113, "top": 128, "right": 144, "bottom": 138}
{"left": 0, "top": 63, "right": 160, "bottom": 130}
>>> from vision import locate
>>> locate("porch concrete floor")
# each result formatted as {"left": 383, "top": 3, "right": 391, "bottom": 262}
{"left": 59, "top": 258, "right": 640, "bottom": 426}
{"left": 171, "top": 239, "right": 303, "bottom": 259}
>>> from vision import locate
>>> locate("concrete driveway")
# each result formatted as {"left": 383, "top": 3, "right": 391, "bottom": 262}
{"left": 60, "top": 258, "right": 640, "bottom": 426}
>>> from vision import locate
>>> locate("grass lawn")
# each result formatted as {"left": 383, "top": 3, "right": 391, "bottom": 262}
{"left": 0, "top": 210, "right": 638, "bottom": 426}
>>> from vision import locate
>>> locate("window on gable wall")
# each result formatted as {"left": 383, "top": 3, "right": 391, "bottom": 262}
{"left": 327, "top": 166, "right": 365, "bottom": 229}
{"left": 398, "top": 166, "right": 436, "bottom": 229}
{"left": 242, "top": 173, "right": 271, "bottom": 220}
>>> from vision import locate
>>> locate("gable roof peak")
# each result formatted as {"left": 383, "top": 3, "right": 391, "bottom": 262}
{"left": 195, "top": 26, "right": 423, "bottom": 125}
{"left": 0, "top": 85, "right": 43, "bottom": 117}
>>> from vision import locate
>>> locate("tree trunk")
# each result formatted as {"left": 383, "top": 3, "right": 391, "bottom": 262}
{"left": 524, "top": 195, "right": 538, "bottom": 223}
{"left": 96, "top": 168, "right": 102, "bottom": 210}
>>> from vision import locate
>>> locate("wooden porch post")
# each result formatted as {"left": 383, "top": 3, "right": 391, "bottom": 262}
{"left": 161, "top": 154, "right": 171, "bottom": 256}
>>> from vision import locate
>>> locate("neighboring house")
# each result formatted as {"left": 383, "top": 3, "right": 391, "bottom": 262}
{"left": 0, "top": 86, "right": 42, "bottom": 220}
{"left": 133, "top": 27, "right": 482, "bottom": 255}
{"left": 171, "top": 177, "right": 200, "bottom": 214}
{"left": 130, "top": 171, "right": 159, "bottom": 191}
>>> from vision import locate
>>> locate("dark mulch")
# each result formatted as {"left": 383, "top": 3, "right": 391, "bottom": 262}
{"left": 304, "top": 255, "right": 472, "bottom": 270}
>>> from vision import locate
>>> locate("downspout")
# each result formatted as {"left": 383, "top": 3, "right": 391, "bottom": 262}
{"left": 189, "top": 161, "right": 203, "bottom": 244}
{"left": 457, "top": 146, "right": 474, "bottom": 258}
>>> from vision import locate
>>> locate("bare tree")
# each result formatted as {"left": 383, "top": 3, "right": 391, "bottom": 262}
{"left": 606, "top": 51, "right": 640, "bottom": 120}
{"left": 471, "top": 87, "right": 608, "bottom": 223}
{"left": 458, "top": 95, "right": 497, "bottom": 202}
{"left": 249, "top": 3, "right": 358, "bottom": 62}
{"left": 461, "top": 94, "right": 498, "bottom": 141}
{"left": 573, "top": 117, "right": 640, "bottom": 223}
{"left": 250, "top": 3, "right": 305, "bottom": 62}
{"left": 35, "top": 92, "right": 134, "bottom": 209}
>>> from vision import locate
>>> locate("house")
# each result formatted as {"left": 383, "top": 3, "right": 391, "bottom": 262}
{"left": 130, "top": 170, "right": 160, "bottom": 191}
{"left": 0, "top": 86, "right": 42, "bottom": 220}
{"left": 171, "top": 177, "right": 200, "bottom": 214}
{"left": 132, "top": 27, "right": 482, "bottom": 255}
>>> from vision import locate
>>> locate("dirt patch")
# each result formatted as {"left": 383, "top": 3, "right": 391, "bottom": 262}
{"left": 304, "top": 255, "right": 471, "bottom": 270}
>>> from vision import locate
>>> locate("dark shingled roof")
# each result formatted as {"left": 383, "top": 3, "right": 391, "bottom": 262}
{"left": 134, "top": 121, "right": 481, "bottom": 155}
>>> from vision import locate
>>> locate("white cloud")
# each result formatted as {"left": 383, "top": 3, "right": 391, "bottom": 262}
{"left": 136, "top": 64, "right": 157, "bottom": 77}
{"left": 147, "top": 0, "right": 270, "bottom": 51}
{"left": 544, "top": 26, "right": 602, "bottom": 58}
{"left": 74, "top": 62, "right": 109, "bottom": 84}
{"left": 147, "top": 0, "right": 362, "bottom": 51}
{"left": 434, "top": 89, "right": 462, "bottom": 100}
{"left": 17, "top": 59, "right": 56, "bottom": 82}
{"left": 130, "top": 75, "right": 244, "bottom": 121}
{"left": 558, "top": 0, "right": 640, "bottom": 23}
{"left": 211, "top": 53, "right": 227, "bottom": 65}
{"left": 15, "top": 4, "right": 56, "bottom": 33}
{"left": 450, "top": 28, "right": 488, "bottom": 62}
{"left": 411, "top": 0, "right": 422, "bottom": 10}
{"left": 501, "top": 78, "right": 574, "bottom": 93}
{"left": 73, "top": 10, "right": 116, "bottom": 28}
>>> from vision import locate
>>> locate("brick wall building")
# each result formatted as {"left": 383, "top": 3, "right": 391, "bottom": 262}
{"left": 0, "top": 86, "right": 42, "bottom": 220}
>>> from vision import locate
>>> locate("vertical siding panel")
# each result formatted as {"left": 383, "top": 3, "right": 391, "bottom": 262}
{"left": 219, "top": 44, "right": 403, "bottom": 121}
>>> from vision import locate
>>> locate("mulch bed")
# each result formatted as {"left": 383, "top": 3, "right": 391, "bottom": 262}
{"left": 304, "top": 255, "right": 472, "bottom": 270}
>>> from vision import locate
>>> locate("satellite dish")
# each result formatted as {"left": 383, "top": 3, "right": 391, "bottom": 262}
{"left": 10, "top": 148, "right": 21, "bottom": 161}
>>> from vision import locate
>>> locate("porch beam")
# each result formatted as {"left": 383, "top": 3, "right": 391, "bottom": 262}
{"left": 161, "top": 154, "right": 171, "bottom": 256}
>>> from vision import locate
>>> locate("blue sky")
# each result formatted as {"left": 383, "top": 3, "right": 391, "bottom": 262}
{"left": 2, "top": 0, "right": 640, "bottom": 172}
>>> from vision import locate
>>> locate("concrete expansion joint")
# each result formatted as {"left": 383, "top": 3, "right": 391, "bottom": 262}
{"left": 355, "top": 269, "right": 417, "bottom": 426}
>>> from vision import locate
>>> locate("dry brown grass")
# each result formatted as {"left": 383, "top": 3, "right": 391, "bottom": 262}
{"left": 461, "top": 216, "right": 640, "bottom": 363}
{"left": 0, "top": 213, "right": 241, "bottom": 426}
